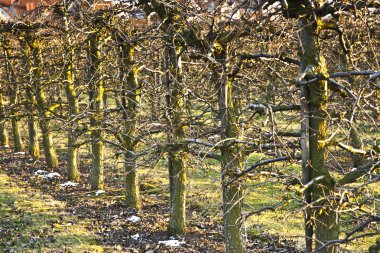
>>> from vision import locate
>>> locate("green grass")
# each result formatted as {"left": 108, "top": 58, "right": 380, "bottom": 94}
{"left": 0, "top": 171, "right": 103, "bottom": 253}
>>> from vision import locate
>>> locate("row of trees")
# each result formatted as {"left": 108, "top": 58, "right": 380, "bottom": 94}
{"left": 0, "top": 0, "right": 379, "bottom": 252}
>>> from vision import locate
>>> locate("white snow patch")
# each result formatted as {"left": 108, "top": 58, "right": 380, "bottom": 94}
{"left": 321, "top": 14, "right": 334, "bottom": 22}
{"left": 13, "top": 152, "right": 26, "bottom": 155}
{"left": 158, "top": 240, "right": 186, "bottom": 247}
{"left": 95, "top": 190, "right": 106, "bottom": 196}
{"left": 127, "top": 215, "right": 141, "bottom": 223}
{"left": 60, "top": 181, "right": 79, "bottom": 188}
{"left": 2, "top": 145, "right": 10, "bottom": 148}
{"left": 34, "top": 170, "right": 48, "bottom": 175}
{"left": 44, "top": 172, "right": 61, "bottom": 179}
{"left": 131, "top": 233, "right": 140, "bottom": 240}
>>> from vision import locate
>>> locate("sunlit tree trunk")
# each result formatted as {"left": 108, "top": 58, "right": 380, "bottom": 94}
{"left": 63, "top": 11, "right": 80, "bottom": 182}
{"left": 2, "top": 36, "right": 24, "bottom": 152}
{"left": 19, "top": 36, "right": 40, "bottom": 159}
{"left": 298, "top": 16, "right": 338, "bottom": 253}
{"left": 120, "top": 41, "right": 141, "bottom": 210}
{"left": 213, "top": 42, "right": 245, "bottom": 253}
{"left": 0, "top": 91, "right": 9, "bottom": 147}
{"left": 31, "top": 37, "right": 58, "bottom": 168}
{"left": 164, "top": 44, "right": 187, "bottom": 235}
{"left": 25, "top": 85, "right": 40, "bottom": 159}
{"left": 88, "top": 33, "right": 104, "bottom": 190}
{"left": 20, "top": 33, "right": 58, "bottom": 168}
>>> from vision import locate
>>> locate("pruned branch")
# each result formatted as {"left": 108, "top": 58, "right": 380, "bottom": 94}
{"left": 338, "top": 160, "right": 380, "bottom": 185}
{"left": 247, "top": 103, "right": 300, "bottom": 113}
{"left": 315, "top": 216, "right": 380, "bottom": 252}
{"left": 225, "top": 156, "right": 293, "bottom": 186}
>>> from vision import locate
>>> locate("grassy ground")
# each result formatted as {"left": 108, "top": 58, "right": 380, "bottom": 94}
{"left": 1, "top": 115, "right": 378, "bottom": 252}
{"left": 0, "top": 170, "right": 103, "bottom": 253}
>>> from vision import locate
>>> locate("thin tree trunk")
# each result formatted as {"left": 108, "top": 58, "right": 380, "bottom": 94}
{"left": 28, "top": 35, "right": 58, "bottom": 169}
{"left": 341, "top": 55, "right": 366, "bottom": 169}
{"left": 18, "top": 35, "right": 40, "bottom": 159}
{"left": 0, "top": 91, "right": 9, "bottom": 147}
{"left": 300, "top": 80, "right": 312, "bottom": 252}
{"left": 164, "top": 44, "right": 187, "bottom": 236}
{"left": 120, "top": 41, "right": 141, "bottom": 210}
{"left": 88, "top": 33, "right": 104, "bottom": 190}
{"left": 298, "top": 17, "right": 338, "bottom": 253}
{"left": 214, "top": 42, "right": 245, "bottom": 253}
{"left": 2, "top": 36, "right": 24, "bottom": 152}
{"left": 25, "top": 85, "right": 40, "bottom": 159}
{"left": 63, "top": 12, "right": 80, "bottom": 182}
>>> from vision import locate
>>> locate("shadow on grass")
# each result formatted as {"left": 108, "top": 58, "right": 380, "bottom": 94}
{"left": 0, "top": 172, "right": 103, "bottom": 253}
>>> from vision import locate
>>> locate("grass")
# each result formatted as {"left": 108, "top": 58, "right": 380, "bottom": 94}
{"left": 0, "top": 171, "right": 103, "bottom": 253}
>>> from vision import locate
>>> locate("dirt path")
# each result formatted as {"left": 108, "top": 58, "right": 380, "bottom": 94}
{"left": 0, "top": 169, "right": 104, "bottom": 253}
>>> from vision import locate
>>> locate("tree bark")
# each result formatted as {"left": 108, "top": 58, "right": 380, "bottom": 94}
{"left": 120, "top": 41, "right": 141, "bottom": 210}
{"left": 27, "top": 35, "right": 58, "bottom": 169}
{"left": 2, "top": 36, "right": 24, "bottom": 152}
{"left": 25, "top": 85, "right": 40, "bottom": 159}
{"left": 18, "top": 35, "right": 40, "bottom": 159}
{"left": 213, "top": 42, "right": 246, "bottom": 253}
{"left": 88, "top": 33, "right": 104, "bottom": 190}
{"left": 298, "top": 16, "right": 339, "bottom": 253}
{"left": 300, "top": 76, "right": 312, "bottom": 252}
{"left": 0, "top": 91, "right": 9, "bottom": 147}
{"left": 63, "top": 12, "right": 80, "bottom": 182}
{"left": 164, "top": 44, "right": 187, "bottom": 236}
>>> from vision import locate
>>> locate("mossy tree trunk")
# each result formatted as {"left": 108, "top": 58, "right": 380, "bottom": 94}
{"left": 2, "top": 36, "right": 24, "bottom": 152}
{"left": 119, "top": 41, "right": 141, "bottom": 210}
{"left": 19, "top": 32, "right": 58, "bottom": 169}
{"left": 25, "top": 86, "right": 40, "bottom": 159}
{"left": 0, "top": 91, "right": 9, "bottom": 147}
{"left": 164, "top": 44, "right": 187, "bottom": 236}
{"left": 63, "top": 11, "right": 80, "bottom": 182}
{"left": 19, "top": 36, "right": 40, "bottom": 159}
{"left": 88, "top": 33, "right": 104, "bottom": 190}
{"left": 27, "top": 35, "right": 59, "bottom": 169}
{"left": 213, "top": 42, "right": 245, "bottom": 253}
{"left": 298, "top": 16, "right": 339, "bottom": 253}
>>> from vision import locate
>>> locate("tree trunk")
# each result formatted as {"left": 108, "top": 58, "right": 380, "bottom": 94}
{"left": 25, "top": 85, "right": 40, "bottom": 159}
{"left": 298, "top": 17, "right": 338, "bottom": 253}
{"left": 2, "top": 36, "right": 24, "bottom": 152}
{"left": 300, "top": 75, "right": 312, "bottom": 252}
{"left": 18, "top": 35, "right": 40, "bottom": 159}
{"left": 164, "top": 44, "right": 187, "bottom": 236}
{"left": 88, "top": 33, "right": 104, "bottom": 190}
{"left": 214, "top": 42, "right": 245, "bottom": 253}
{"left": 63, "top": 13, "right": 80, "bottom": 182}
{"left": 28, "top": 35, "right": 58, "bottom": 169}
{"left": 0, "top": 91, "right": 9, "bottom": 147}
{"left": 120, "top": 41, "right": 141, "bottom": 210}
